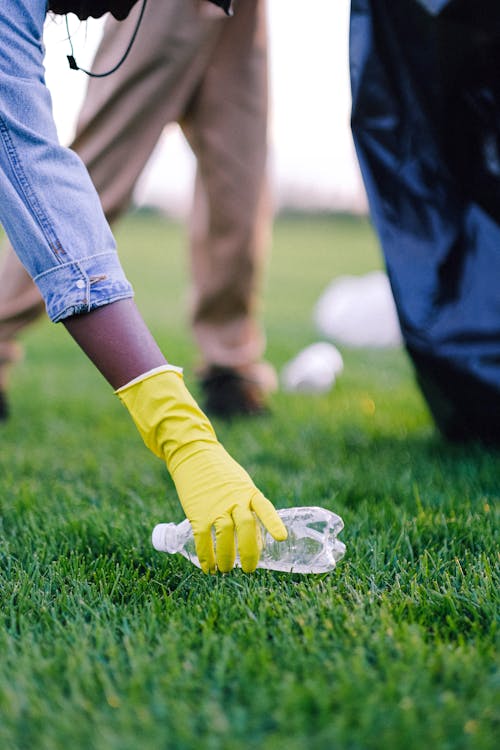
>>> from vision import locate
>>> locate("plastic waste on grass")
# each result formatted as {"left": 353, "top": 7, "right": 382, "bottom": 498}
{"left": 281, "top": 342, "right": 344, "bottom": 393}
{"left": 315, "top": 270, "right": 402, "bottom": 348}
{"left": 152, "top": 506, "right": 346, "bottom": 573}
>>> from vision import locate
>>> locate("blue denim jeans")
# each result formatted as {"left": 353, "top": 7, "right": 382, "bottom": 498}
{"left": 0, "top": 1, "right": 133, "bottom": 322}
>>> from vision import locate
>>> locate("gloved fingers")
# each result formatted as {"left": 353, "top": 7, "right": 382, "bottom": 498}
{"left": 251, "top": 492, "right": 287, "bottom": 541}
{"left": 214, "top": 513, "right": 236, "bottom": 573}
{"left": 232, "top": 505, "right": 260, "bottom": 573}
{"left": 193, "top": 529, "right": 217, "bottom": 574}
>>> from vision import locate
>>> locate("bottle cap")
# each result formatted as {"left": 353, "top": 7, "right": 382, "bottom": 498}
{"left": 152, "top": 523, "right": 168, "bottom": 551}
{"left": 152, "top": 523, "right": 177, "bottom": 553}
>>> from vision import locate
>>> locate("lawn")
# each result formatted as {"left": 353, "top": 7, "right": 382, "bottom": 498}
{"left": 0, "top": 213, "right": 498, "bottom": 750}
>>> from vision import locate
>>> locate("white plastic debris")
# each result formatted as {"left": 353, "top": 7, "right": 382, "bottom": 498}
{"left": 281, "top": 342, "right": 344, "bottom": 393}
{"left": 314, "top": 270, "right": 403, "bottom": 348}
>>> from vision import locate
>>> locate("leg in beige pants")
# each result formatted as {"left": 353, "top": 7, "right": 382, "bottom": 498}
{"left": 0, "top": 251, "right": 46, "bottom": 391}
{"left": 0, "top": 0, "right": 275, "bottom": 409}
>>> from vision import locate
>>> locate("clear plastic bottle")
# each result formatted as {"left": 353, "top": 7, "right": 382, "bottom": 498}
{"left": 151, "top": 506, "right": 346, "bottom": 574}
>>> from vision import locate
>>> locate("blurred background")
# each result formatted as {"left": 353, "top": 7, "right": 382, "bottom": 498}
{"left": 43, "top": 0, "right": 368, "bottom": 218}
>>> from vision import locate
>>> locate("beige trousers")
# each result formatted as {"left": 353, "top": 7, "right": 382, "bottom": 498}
{"left": 0, "top": 0, "right": 272, "bottom": 385}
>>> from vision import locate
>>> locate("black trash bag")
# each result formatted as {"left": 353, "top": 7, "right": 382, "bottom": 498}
{"left": 350, "top": 0, "right": 500, "bottom": 443}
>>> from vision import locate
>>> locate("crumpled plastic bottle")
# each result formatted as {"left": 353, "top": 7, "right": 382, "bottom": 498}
{"left": 152, "top": 506, "right": 346, "bottom": 574}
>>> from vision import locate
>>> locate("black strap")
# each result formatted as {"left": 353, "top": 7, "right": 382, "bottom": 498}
{"left": 65, "top": 0, "right": 147, "bottom": 78}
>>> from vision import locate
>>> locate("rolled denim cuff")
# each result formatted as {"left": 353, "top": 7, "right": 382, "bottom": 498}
{"left": 34, "top": 250, "right": 134, "bottom": 323}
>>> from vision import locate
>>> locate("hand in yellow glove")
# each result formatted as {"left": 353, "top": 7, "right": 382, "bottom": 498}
{"left": 116, "top": 365, "right": 287, "bottom": 573}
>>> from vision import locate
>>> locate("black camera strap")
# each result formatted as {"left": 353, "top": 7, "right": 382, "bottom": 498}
{"left": 65, "top": 0, "right": 147, "bottom": 77}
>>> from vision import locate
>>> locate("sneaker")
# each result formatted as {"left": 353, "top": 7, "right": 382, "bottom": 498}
{"left": 0, "top": 389, "right": 8, "bottom": 421}
{"left": 199, "top": 366, "right": 270, "bottom": 418}
{"left": 0, "top": 341, "right": 23, "bottom": 422}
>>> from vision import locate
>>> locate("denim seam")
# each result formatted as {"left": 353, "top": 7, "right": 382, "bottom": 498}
{"left": 0, "top": 115, "right": 67, "bottom": 262}
{"left": 53, "top": 289, "right": 135, "bottom": 323}
{"left": 32, "top": 251, "right": 119, "bottom": 282}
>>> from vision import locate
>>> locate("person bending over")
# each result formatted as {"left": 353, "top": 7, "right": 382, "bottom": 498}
{"left": 0, "top": 0, "right": 276, "bottom": 421}
{"left": 0, "top": 0, "right": 286, "bottom": 573}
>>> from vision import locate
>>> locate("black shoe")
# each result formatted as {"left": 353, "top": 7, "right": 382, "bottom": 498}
{"left": 199, "top": 366, "right": 269, "bottom": 419}
{"left": 0, "top": 390, "right": 9, "bottom": 422}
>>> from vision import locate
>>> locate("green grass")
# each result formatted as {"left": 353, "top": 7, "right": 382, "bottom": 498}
{"left": 0, "top": 213, "right": 498, "bottom": 750}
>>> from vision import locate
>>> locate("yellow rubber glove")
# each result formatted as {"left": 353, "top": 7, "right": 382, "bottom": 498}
{"left": 116, "top": 366, "right": 287, "bottom": 573}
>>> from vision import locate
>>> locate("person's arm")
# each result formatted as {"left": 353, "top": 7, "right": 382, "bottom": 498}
{"left": 1, "top": 2, "right": 284, "bottom": 574}
{"left": 63, "top": 298, "right": 166, "bottom": 388}
{"left": 64, "top": 299, "right": 287, "bottom": 573}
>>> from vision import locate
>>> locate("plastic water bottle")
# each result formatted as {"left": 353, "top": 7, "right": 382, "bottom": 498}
{"left": 151, "top": 506, "right": 346, "bottom": 574}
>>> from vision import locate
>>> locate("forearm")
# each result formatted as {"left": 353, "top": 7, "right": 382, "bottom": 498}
{"left": 63, "top": 299, "right": 167, "bottom": 389}
{"left": 65, "top": 298, "right": 287, "bottom": 573}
